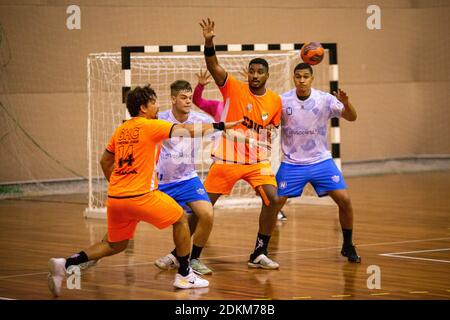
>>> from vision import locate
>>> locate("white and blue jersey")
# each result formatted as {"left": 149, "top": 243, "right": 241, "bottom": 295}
{"left": 276, "top": 88, "right": 346, "bottom": 197}
{"left": 157, "top": 109, "right": 213, "bottom": 185}
{"left": 157, "top": 110, "right": 213, "bottom": 209}
{"left": 280, "top": 88, "right": 343, "bottom": 165}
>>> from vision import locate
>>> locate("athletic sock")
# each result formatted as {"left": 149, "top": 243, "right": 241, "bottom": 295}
{"left": 342, "top": 228, "right": 353, "bottom": 247}
{"left": 250, "top": 233, "right": 271, "bottom": 261}
{"left": 171, "top": 248, "right": 178, "bottom": 259}
{"left": 65, "top": 251, "right": 89, "bottom": 269}
{"left": 190, "top": 245, "right": 203, "bottom": 260}
{"left": 177, "top": 254, "right": 190, "bottom": 276}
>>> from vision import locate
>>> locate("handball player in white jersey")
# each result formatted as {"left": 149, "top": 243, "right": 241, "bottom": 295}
{"left": 276, "top": 63, "right": 361, "bottom": 262}
{"left": 154, "top": 80, "right": 215, "bottom": 275}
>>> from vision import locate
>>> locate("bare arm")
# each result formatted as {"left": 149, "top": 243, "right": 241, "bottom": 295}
{"left": 171, "top": 120, "right": 243, "bottom": 138}
{"left": 100, "top": 150, "right": 115, "bottom": 182}
{"left": 334, "top": 89, "right": 357, "bottom": 121}
{"left": 199, "top": 18, "right": 227, "bottom": 86}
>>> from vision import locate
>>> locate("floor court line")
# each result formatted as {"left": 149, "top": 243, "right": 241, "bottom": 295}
{"left": 380, "top": 248, "right": 450, "bottom": 255}
{"left": 0, "top": 271, "right": 49, "bottom": 280}
{"left": 1, "top": 236, "right": 449, "bottom": 279}
{"left": 379, "top": 254, "right": 450, "bottom": 264}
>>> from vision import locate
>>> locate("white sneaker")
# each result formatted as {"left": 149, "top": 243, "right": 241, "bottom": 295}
{"left": 190, "top": 258, "right": 213, "bottom": 275}
{"left": 47, "top": 258, "right": 67, "bottom": 297}
{"left": 248, "top": 254, "right": 279, "bottom": 270}
{"left": 173, "top": 269, "right": 209, "bottom": 289}
{"left": 154, "top": 253, "right": 179, "bottom": 270}
{"left": 277, "top": 211, "right": 287, "bottom": 221}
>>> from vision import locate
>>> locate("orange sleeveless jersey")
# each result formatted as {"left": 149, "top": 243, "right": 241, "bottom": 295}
{"left": 106, "top": 117, "right": 174, "bottom": 197}
{"left": 214, "top": 74, "right": 282, "bottom": 164}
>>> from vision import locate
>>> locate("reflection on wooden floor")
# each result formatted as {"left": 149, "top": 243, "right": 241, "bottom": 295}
{"left": 0, "top": 171, "right": 449, "bottom": 300}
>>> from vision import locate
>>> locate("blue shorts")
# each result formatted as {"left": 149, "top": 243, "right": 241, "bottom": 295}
{"left": 276, "top": 159, "right": 347, "bottom": 198}
{"left": 158, "top": 177, "right": 210, "bottom": 212}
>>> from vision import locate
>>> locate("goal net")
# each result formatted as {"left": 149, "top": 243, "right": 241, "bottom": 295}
{"left": 86, "top": 49, "right": 333, "bottom": 217}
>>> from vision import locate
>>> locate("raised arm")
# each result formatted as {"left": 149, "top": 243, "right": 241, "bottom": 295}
{"left": 199, "top": 18, "right": 227, "bottom": 86}
{"left": 193, "top": 69, "right": 223, "bottom": 121}
{"left": 193, "top": 84, "right": 223, "bottom": 122}
{"left": 334, "top": 89, "right": 357, "bottom": 121}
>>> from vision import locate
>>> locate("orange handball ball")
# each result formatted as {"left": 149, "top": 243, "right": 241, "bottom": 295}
{"left": 300, "top": 42, "right": 325, "bottom": 65}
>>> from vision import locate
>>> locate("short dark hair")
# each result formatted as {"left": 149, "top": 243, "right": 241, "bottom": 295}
{"left": 294, "top": 62, "right": 313, "bottom": 75}
{"left": 126, "top": 84, "right": 157, "bottom": 117}
{"left": 249, "top": 58, "right": 269, "bottom": 72}
{"left": 170, "top": 80, "right": 192, "bottom": 96}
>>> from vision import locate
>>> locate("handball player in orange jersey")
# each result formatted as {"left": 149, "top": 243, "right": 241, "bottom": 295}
{"left": 199, "top": 18, "right": 282, "bottom": 269}
{"left": 47, "top": 84, "right": 241, "bottom": 296}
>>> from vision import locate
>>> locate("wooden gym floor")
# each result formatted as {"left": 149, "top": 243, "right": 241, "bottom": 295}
{"left": 0, "top": 171, "right": 449, "bottom": 300}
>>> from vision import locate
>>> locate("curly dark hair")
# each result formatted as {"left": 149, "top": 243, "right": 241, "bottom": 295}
{"left": 126, "top": 84, "right": 157, "bottom": 117}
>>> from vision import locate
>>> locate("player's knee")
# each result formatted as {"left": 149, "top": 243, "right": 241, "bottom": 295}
{"left": 336, "top": 195, "right": 352, "bottom": 211}
{"left": 108, "top": 239, "right": 129, "bottom": 253}
{"left": 204, "top": 209, "right": 214, "bottom": 226}
{"left": 262, "top": 193, "right": 279, "bottom": 208}
{"left": 258, "top": 186, "right": 279, "bottom": 207}
{"left": 196, "top": 207, "right": 214, "bottom": 226}
{"left": 268, "top": 193, "right": 279, "bottom": 207}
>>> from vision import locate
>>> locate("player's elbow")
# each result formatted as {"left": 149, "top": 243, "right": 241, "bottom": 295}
{"left": 99, "top": 159, "right": 110, "bottom": 172}
{"left": 100, "top": 151, "right": 114, "bottom": 168}
{"left": 99, "top": 156, "right": 107, "bottom": 167}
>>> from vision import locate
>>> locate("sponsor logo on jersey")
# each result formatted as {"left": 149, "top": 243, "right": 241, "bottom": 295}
{"left": 247, "top": 103, "right": 252, "bottom": 111}
{"left": 287, "top": 107, "right": 292, "bottom": 115}
{"left": 261, "top": 112, "right": 268, "bottom": 121}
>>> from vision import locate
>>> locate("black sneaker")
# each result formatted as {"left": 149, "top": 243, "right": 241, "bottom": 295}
{"left": 341, "top": 244, "right": 361, "bottom": 263}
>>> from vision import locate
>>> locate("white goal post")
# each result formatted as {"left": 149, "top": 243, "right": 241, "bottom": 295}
{"left": 85, "top": 43, "right": 339, "bottom": 218}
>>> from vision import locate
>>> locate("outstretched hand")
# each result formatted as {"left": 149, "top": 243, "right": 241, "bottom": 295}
{"left": 196, "top": 69, "right": 212, "bottom": 86}
{"left": 333, "top": 89, "right": 349, "bottom": 106}
{"left": 199, "top": 18, "right": 215, "bottom": 41}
